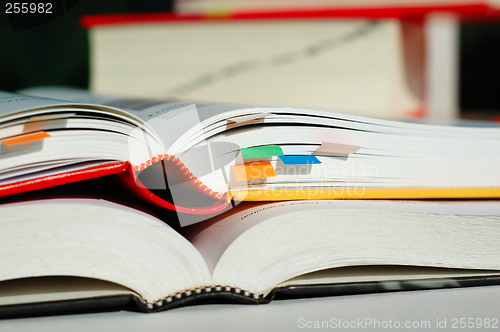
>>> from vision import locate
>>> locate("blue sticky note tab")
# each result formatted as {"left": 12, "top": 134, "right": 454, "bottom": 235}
{"left": 278, "top": 155, "right": 321, "bottom": 165}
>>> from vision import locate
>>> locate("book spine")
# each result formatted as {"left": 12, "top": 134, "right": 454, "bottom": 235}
{"left": 143, "top": 274, "right": 500, "bottom": 312}
{"left": 133, "top": 153, "right": 223, "bottom": 199}
{"left": 0, "top": 162, "right": 129, "bottom": 198}
{"left": 127, "top": 155, "right": 232, "bottom": 215}
{"left": 0, "top": 157, "right": 231, "bottom": 216}
{"left": 144, "top": 286, "right": 267, "bottom": 312}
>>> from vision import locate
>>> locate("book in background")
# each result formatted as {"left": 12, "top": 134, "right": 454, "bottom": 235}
{"left": 171, "top": 1, "right": 500, "bottom": 120}
{"left": 83, "top": 13, "right": 423, "bottom": 119}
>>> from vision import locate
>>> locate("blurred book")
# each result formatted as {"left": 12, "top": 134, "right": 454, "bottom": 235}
{"left": 83, "top": 12, "right": 423, "bottom": 118}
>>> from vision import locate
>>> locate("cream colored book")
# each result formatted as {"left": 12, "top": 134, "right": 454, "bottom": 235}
{"left": 84, "top": 14, "right": 421, "bottom": 118}
{"left": 1, "top": 198, "right": 500, "bottom": 317}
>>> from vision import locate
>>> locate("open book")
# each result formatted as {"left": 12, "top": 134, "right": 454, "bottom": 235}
{"left": 1, "top": 88, "right": 500, "bottom": 224}
{"left": 1, "top": 198, "right": 500, "bottom": 317}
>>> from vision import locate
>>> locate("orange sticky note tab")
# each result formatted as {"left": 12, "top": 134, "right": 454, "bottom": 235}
{"left": 232, "top": 161, "right": 277, "bottom": 181}
{"left": 2, "top": 131, "right": 51, "bottom": 146}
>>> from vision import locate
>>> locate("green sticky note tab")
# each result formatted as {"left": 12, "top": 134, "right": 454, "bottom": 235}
{"left": 242, "top": 145, "right": 284, "bottom": 159}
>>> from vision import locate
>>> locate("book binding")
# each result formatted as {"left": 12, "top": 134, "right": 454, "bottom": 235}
{"left": 0, "top": 158, "right": 231, "bottom": 216}
{"left": 3, "top": 274, "right": 500, "bottom": 318}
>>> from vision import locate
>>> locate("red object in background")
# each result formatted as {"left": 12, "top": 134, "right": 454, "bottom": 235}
{"left": 81, "top": 3, "right": 500, "bottom": 28}
{"left": 80, "top": 2, "right": 500, "bottom": 121}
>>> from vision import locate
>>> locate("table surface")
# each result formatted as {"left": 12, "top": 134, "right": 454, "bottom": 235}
{"left": 2, "top": 285, "right": 500, "bottom": 332}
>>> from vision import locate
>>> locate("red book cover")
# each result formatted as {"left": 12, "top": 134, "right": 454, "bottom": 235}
{"left": 0, "top": 158, "right": 231, "bottom": 216}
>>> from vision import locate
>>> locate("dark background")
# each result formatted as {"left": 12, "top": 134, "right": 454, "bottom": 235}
{"left": 1, "top": 0, "right": 500, "bottom": 116}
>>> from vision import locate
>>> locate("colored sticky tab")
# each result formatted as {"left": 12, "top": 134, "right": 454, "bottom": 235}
{"left": 314, "top": 142, "right": 360, "bottom": 156}
{"left": 242, "top": 145, "right": 283, "bottom": 160}
{"left": 1, "top": 131, "right": 50, "bottom": 146}
{"left": 231, "top": 161, "right": 277, "bottom": 181}
{"left": 278, "top": 155, "right": 321, "bottom": 165}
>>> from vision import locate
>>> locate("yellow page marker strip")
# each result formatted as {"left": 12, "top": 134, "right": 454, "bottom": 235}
{"left": 232, "top": 187, "right": 500, "bottom": 201}
{"left": 314, "top": 142, "right": 360, "bottom": 156}
{"left": 2, "top": 131, "right": 51, "bottom": 146}
{"left": 232, "top": 161, "right": 277, "bottom": 181}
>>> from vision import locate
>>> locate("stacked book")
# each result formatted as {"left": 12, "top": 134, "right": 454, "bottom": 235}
{"left": 1, "top": 87, "right": 500, "bottom": 317}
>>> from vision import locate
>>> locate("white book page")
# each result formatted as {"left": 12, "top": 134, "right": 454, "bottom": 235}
{"left": 20, "top": 87, "right": 247, "bottom": 152}
{"left": 0, "top": 92, "right": 77, "bottom": 117}
{"left": 0, "top": 199, "right": 211, "bottom": 305}
{"left": 187, "top": 200, "right": 500, "bottom": 274}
